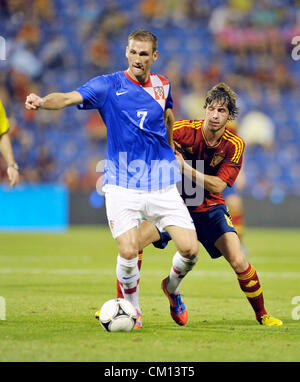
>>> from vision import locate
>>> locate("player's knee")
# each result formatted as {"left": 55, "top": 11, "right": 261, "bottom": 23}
{"left": 117, "top": 233, "right": 139, "bottom": 259}
{"left": 119, "top": 246, "right": 139, "bottom": 260}
{"left": 179, "top": 241, "right": 199, "bottom": 259}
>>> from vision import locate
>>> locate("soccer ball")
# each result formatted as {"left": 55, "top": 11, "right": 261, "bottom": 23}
{"left": 97, "top": 298, "right": 137, "bottom": 332}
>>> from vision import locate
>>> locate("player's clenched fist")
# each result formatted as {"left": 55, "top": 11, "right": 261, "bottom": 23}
{"left": 25, "top": 93, "right": 44, "bottom": 110}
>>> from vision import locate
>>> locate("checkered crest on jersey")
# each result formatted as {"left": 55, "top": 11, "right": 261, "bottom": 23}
{"left": 141, "top": 73, "right": 170, "bottom": 110}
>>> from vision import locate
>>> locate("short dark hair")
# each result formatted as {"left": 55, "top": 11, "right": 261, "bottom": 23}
{"left": 128, "top": 30, "right": 158, "bottom": 52}
{"left": 204, "top": 82, "right": 238, "bottom": 120}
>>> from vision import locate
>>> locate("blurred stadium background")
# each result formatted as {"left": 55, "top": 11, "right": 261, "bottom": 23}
{"left": 0, "top": 0, "right": 299, "bottom": 230}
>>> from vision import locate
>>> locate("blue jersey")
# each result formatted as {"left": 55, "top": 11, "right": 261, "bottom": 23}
{"left": 76, "top": 70, "right": 181, "bottom": 190}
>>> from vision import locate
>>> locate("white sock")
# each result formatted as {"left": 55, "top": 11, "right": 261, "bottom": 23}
{"left": 167, "top": 251, "right": 198, "bottom": 294}
{"left": 116, "top": 255, "right": 140, "bottom": 311}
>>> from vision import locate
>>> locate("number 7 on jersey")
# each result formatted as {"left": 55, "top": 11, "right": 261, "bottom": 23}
{"left": 137, "top": 111, "right": 147, "bottom": 130}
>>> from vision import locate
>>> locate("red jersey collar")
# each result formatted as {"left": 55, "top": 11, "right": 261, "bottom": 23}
{"left": 123, "top": 70, "right": 152, "bottom": 87}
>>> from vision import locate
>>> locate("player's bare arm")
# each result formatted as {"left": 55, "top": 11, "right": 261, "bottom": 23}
{"left": 25, "top": 91, "right": 83, "bottom": 110}
{"left": 175, "top": 151, "right": 227, "bottom": 194}
{"left": 164, "top": 108, "right": 175, "bottom": 149}
{"left": 0, "top": 131, "right": 19, "bottom": 187}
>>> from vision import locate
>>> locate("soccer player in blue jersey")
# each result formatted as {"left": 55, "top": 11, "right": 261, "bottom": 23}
{"left": 25, "top": 30, "right": 199, "bottom": 328}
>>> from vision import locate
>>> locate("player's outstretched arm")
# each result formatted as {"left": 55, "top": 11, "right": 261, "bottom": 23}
{"left": 25, "top": 91, "right": 83, "bottom": 111}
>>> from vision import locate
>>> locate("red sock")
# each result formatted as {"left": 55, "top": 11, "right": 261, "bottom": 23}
{"left": 116, "top": 250, "right": 143, "bottom": 298}
{"left": 236, "top": 263, "right": 267, "bottom": 322}
{"left": 116, "top": 279, "right": 124, "bottom": 298}
{"left": 137, "top": 250, "right": 143, "bottom": 272}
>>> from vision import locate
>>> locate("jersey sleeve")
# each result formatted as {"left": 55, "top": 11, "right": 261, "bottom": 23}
{"left": 165, "top": 82, "right": 173, "bottom": 110}
{"left": 217, "top": 138, "right": 245, "bottom": 187}
{"left": 173, "top": 120, "right": 196, "bottom": 148}
{"left": 76, "top": 75, "right": 110, "bottom": 110}
{"left": 0, "top": 100, "right": 9, "bottom": 135}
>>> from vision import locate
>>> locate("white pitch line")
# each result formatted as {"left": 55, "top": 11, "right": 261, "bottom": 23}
{"left": 0, "top": 268, "right": 299, "bottom": 279}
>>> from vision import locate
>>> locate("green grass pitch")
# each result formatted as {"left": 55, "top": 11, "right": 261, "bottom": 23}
{"left": 0, "top": 226, "right": 299, "bottom": 362}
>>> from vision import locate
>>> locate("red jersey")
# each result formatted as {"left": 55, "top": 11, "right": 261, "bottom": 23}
{"left": 173, "top": 119, "right": 245, "bottom": 213}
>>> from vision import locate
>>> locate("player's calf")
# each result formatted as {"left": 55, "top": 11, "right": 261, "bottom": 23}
{"left": 116, "top": 255, "right": 141, "bottom": 313}
{"left": 166, "top": 251, "right": 198, "bottom": 295}
{"left": 116, "top": 250, "right": 143, "bottom": 299}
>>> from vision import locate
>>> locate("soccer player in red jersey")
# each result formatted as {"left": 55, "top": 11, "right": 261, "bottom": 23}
{"left": 116, "top": 82, "right": 282, "bottom": 327}
{"left": 222, "top": 120, "right": 247, "bottom": 248}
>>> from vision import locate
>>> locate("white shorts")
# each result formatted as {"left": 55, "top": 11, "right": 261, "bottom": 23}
{"left": 102, "top": 184, "right": 195, "bottom": 239}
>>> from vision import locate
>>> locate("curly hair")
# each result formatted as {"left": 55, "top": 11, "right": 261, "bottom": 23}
{"left": 204, "top": 83, "right": 238, "bottom": 120}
